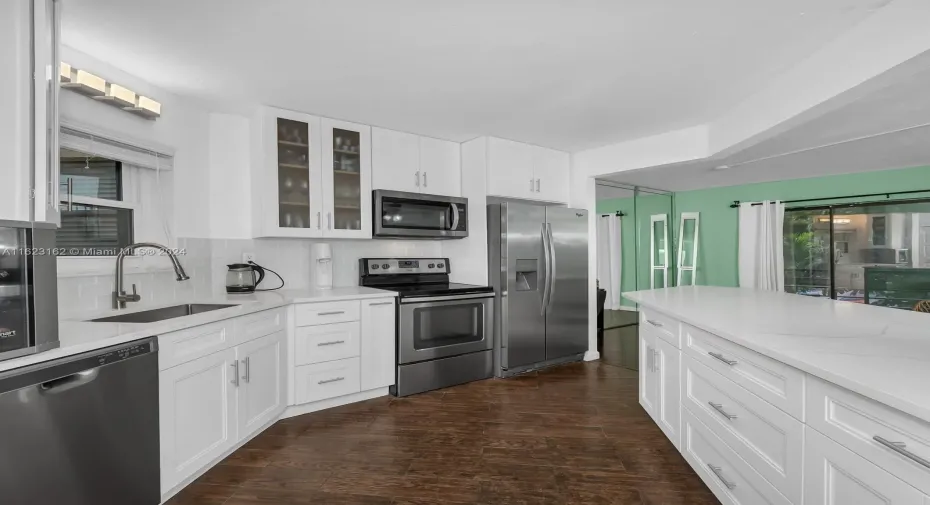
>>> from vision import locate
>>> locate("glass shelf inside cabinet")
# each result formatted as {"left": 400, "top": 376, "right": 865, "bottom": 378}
{"left": 277, "top": 118, "right": 311, "bottom": 228}
{"left": 331, "top": 128, "right": 362, "bottom": 231}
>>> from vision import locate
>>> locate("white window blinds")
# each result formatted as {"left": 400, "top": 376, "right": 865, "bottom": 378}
{"left": 59, "top": 119, "right": 174, "bottom": 171}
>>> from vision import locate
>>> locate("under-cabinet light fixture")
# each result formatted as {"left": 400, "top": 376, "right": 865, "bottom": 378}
{"left": 59, "top": 62, "right": 161, "bottom": 120}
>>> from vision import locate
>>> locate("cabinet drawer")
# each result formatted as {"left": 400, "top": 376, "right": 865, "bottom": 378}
{"left": 683, "top": 356, "right": 803, "bottom": 504}
{"left": 807, "top": 376, "right": 930, "bottom": 495}
{"left": 682, "top": 324, "right": 805, "bottom": 420}
{"left": 681, "top": 408, "right": 792, "bottom": 505}
{"left": 295, "top": 300, "right": 360, "bottom": 326}
{"left": 235, "top": 308, "right": 286, "bottom": 345}
{"left": 805, "top": 426, "right": 925, "bottom": 505}
{"left": 640, "top": 307, "right": 681, "bottom": 348}
{"left": 159, "top": 320, "right": 233, "bottom": 370}
{"left": 294, "top": 358, "right": 361, "bottom": 405}
{"left": 294, "top": 322, "right": 361, "bottom": 365}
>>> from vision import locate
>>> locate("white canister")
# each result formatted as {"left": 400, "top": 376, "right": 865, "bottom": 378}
{"left": 311, "top": 243, "right": 333, "bottom": 289}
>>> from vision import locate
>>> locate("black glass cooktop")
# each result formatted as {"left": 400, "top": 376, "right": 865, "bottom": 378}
{"left": 379, "top": 283, "right": 494, "bottom": 298}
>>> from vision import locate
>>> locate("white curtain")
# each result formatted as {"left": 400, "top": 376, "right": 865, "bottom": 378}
{"left": 738, "top": 201, "right": 786, "bottom": 291}
{"left": 597, "top": 215, "right": 623, "bottom": 309}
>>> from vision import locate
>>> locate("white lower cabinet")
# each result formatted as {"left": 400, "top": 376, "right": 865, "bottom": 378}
{"left": 159, "top": 348, "right": 238, "bottom": 493}
{"left": 655, "top": 337, "right": 681, "bottom": 449}
{"left": 360, "top": 298, "right": 396, "bottom": 390}
{"left": 639, "top": 331, "right": 658, "bottom": 418}
{"left": 804, "top": 427, "right": 926, "bottom": 505}
{"left": 294, "top": 357, "right": 362, "bottom": 404}
{"left": 682, "top": 408, "right": 791, "bottom": 505}
{"left": 237, "top": 331, "right": 286, "bottom": 439}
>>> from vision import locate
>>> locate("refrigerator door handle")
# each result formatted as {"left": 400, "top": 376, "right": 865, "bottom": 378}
{"left": 546, "top": 223, "right": 557, "bottom": 313}
{"left": 540, "top": 223, "right": 552, "bottom": 316}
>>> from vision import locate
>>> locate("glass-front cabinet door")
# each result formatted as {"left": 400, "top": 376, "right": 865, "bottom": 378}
{"left": 261, "top": 108, "right": 323, "bottom": 238}
{"left": 322, "top": 118, "right": 372, "bottom": 238}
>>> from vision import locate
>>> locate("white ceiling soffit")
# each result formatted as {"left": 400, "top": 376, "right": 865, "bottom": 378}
{"left": 580, "top": 0, "right": 930, "bottom": 192}
{"left": 62, "top": 0, "right": 885, "bottom": 152}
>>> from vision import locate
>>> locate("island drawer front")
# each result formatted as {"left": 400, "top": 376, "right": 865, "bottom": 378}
{"left": 295, "top": 300, "right": 361, "bottom": 327}
{"left": 807, "top": 375, "right": 930, "bottom": 495}
{"left": 294, "top": 357, "right": 361, "bottom": 405}
{"left": 159, "top": 320, "right": 233, "bottom": 371}
{"left": 294, "top": 322, "right": 361, "bottom": 365}
{"left": 682, "top": 324, "right": 805, "bottom": 420}
{"left": 681, "top": 408, "right": 792, "bottom": 505}
{"left": 640, "top": 307, "right": 681, "bottom": 348}
{"left": 683, "top": 356, "right": 803, "bottom": 505}
{"left": 235, "top": 308, "right": 286, "bottom": 346}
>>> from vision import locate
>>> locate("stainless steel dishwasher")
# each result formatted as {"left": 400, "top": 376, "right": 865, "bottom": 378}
{"left": 0, "top": 338, "right": 160, "bottom": 505}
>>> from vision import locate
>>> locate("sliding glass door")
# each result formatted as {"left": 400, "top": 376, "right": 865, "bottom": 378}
{"left": 784, "top": 199, "right": 930, "bottom": 312}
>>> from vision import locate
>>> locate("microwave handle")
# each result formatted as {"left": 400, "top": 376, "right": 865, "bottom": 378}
{"left": 450, "top": 203, "right": 460, "bottom": 231}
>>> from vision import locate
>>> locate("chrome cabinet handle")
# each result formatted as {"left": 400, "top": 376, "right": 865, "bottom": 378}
{"left": 423, "top": 172, "right": 428, "bottom": 187}
{"left": 369, "top": 301, "right": 394, "bottom": 306}
{"left": 318, "top": 310, "right": 345, "bottom": 316}
{"left": 317, "top": 211, "right": 322, "bottom": 229}
{"left": 230, "top": 361, "right": 240, "bottom": 387}
{"left": 318, "top": 377, "right": 345, "bottom": 385}
{"left": 874, "top": 436, "right": 930, "bottom": 469}
{"left": 708, "top": 352, "right": 738, "bottom": 366}
{"left": 242, "top": 357, "right": 251, "bottom": 383}
{"left": 707, "top": 464, "right": 737, "bottom": 490}
{"left": 415, "top": 171, "right": 420, "bottom": 187}
{"left": 646, "top": 345, "right": 654, "bottom": 372}
{"left": 653, "top": 349, "right": 660, "bottom": 372}
{"left": 318, "top": 340, "right": 345, "bottom": 347}
{"left": 536, "top": 178, "right": 540, "bottom": 193}
{"left": 708, "top": 402, "right": 738, "bottom": 420}
{"left": 66, "top": 178, "right": 74, "bottom": 211}
{"left": 646, "top": 319, "right": 664, "bottom": 328}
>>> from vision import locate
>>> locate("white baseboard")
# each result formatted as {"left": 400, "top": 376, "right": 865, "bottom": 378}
{"left": 282, "top": 387, "right": 389, "bottom": 419}
{"left": 584, "top": 350, "right": 601, "bottom": 361}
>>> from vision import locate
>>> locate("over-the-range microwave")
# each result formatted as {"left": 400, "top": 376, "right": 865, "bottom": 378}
{"left": 372, "top": 190, "right": 468, "bottom": 239}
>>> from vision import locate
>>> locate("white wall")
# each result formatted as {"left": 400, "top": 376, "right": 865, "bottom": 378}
{"left": 207, "top": 113, "right": 253, "bottom": 239}
{"left": 443, "top": 137, "right": 489, "bottom": 285}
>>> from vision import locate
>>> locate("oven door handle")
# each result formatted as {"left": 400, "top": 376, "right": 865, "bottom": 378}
{"left": 450, "top": 203, "right": 460, "bottom": 231}
{"left": 400, "top": 293, "right": 494, "bottom": 304}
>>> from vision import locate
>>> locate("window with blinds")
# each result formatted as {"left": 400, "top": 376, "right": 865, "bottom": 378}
{"left": 57, "top": 150, "right": 134, "bottom": 256}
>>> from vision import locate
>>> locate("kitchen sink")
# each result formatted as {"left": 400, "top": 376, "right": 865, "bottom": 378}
{"left": 89, "top": 304, "right": 238, "bottom": 323}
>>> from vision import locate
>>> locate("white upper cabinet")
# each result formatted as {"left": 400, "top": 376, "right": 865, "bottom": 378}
{"left": 532, "top": 146, "right": 570, "bottom": 204}
{"left": 418, "top": 136, "right": 460, "bottom": 196}
{"left": 372, "top": 127, "right": 420, "bottom": 193}
{"left": 486, "top": 137, "right": 569, "bottom": 204}
{"left": 253, "top": 110, "right": 372, "bottom": 238}
{"left": 0, "top": 0, "right": 60, "bottom": 223}
{"left": 487, "top": 137, "right": 535, "bottom": 200}
{"left": 372, "top": 127, "right": 461, "bottom": 197}
{"left": 321, "top": 118, "right": 372, "bottom": 238}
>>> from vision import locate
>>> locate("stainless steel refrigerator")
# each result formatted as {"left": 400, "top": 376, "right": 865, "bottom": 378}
{"left": 488, "top": 203, "right": 589, "bottom": 377}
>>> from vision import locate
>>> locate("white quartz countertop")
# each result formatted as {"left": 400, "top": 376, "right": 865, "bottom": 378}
{"left": 624, "top": 286, "right": 930, "bottom": 424}
{"left": 0, "top": 286, "right": 397, "bottom": 374}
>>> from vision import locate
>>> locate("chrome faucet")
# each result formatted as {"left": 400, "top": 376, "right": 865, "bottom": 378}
{"left": 113, "top": 243, "right": 190, "bottom": 309}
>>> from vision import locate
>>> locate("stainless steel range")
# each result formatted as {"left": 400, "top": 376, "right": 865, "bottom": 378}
{"left": 359, "top": 258, "right": 494, "bottom": 396}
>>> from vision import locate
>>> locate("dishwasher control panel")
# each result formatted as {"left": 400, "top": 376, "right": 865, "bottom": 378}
{"left": 95, "top": 340, "right": 156, "bottom": 366}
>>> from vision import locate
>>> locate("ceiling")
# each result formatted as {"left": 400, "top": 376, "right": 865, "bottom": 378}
{"left": 61, "top": 0, "right": 886, "bottom": 152}
{"left": 600, "top": 60, "right": 930, "bottom": 192}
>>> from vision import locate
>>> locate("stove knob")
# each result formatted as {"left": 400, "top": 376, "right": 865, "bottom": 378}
{"left": 437, "top": 263, "right": 445, "bottom": 268}
{"left": 371, "top": 264, "right": 379, "bottom": 270}
{"left": 382, "top": 263, "right": 390, "bottom": 270}
{"left": 428, "top": 263, "right": 435, "bottom": 269}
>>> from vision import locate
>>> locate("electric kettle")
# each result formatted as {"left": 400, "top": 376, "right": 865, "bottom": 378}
{"left": 226, "top": 263, "right": 265, "bottom": 293}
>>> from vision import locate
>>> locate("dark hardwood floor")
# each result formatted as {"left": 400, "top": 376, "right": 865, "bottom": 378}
{"left": 166, "top": 360, "right": 718, "bottom": 505}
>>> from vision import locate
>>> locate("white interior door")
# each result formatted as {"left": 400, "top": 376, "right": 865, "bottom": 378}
{"left": 650, "top": 214, "right": 669, "bottom": 288}
{"left": 677, "top": 212, "right": 700, "bottom": 286}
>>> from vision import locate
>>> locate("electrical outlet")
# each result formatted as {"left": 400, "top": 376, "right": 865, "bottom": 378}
{"left": 242, "top": 252, "right": 256, "bottom": 264}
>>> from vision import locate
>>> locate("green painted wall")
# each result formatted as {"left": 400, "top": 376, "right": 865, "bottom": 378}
{"left": 674, "top": 165, "right": 930, "bottom": 287}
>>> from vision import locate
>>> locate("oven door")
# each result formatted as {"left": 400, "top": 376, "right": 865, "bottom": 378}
{"left": 398, "top": 293, "right": 493, "bottom": 364}
{"left": 373, "top": 190, "right": 468, "bottom": 239}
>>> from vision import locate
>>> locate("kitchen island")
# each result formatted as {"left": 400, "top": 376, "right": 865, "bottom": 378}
{"left": 625, "top": 286, "right": 930, "bottom": 505}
